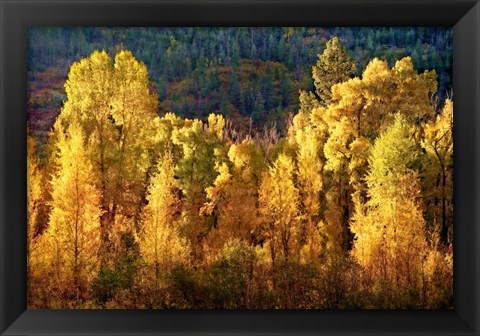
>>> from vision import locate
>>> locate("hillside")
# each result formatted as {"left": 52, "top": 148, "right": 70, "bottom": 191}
{"left": 28, "top": 27, "right": 452, "bottom": 153}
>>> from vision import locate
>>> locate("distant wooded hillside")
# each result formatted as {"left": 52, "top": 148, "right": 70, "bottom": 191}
{"left": 28, "top": 27, "right": 452, "bottom": 152}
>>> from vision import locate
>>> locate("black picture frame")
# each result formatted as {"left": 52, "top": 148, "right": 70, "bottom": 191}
{"left": 1, "top": 0, "right": 479, "bottom": 335}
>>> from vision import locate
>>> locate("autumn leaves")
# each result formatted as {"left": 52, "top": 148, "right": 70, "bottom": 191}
{"left": 27, "top": 40, "right": 452, "bottom": 308}
{"left": 29, "top": 50, "right": 160, "bottom": 306}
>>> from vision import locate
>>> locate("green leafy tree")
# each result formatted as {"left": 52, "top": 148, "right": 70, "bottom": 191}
{"left": 172, "top": 114, "right": 228, "bottom": 261}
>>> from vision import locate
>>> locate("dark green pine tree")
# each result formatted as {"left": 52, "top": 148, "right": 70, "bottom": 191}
{"left": 261, "top": 66, "right": 275, "bottom": 111}
{"left": 279, "top": 73, "right": 292, "bottom": 108}
{"left": 251, "top": 92, "right": 265, "bottom": 123}
{"left": 157, "top": 76, "right": 167, "bottom": 101}
{"left": 220, "top": 90, "right": 230, "bottom": 117}
{"left": 228, "top": 69, "right": 243, "bottom": 113}
{"left": 312, "top": 37, "right": 357, "bottom": 105}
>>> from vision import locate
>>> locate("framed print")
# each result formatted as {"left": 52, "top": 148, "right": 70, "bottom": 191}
{"left": 1, "top": 0, "right": 479, "bottom": 335}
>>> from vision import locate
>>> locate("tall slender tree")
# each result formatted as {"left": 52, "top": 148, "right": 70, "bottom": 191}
{"left": 44, "top": 122, "right": 102, "bottom": 305}
{"left": 351, "top": 115, "right": 427, "bottom": 306}
{"left": 139, "top": 152, "right": 190, "bottom": 290}
{"left": 421, "top": 99, "right": 453, "bottom": 244}
{"left": 259, "top": 154, "right": 300, "bottom": 269}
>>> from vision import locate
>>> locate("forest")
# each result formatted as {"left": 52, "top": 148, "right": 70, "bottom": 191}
{"left": 27, "top": 28, "right": 453, "bottom": 309}
{"left": 28, "top": 27, "right": 452, "bottom": 152}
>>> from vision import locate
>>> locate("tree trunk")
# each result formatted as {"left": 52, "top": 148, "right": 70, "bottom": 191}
{"left": 441, "top": 170, "right": 448, "bottom": 244}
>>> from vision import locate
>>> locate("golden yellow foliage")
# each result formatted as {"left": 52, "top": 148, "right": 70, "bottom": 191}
{"left": 140, "top": 152, "right": 190, "bottom": 286}
{"left": 42, "top": 122, "right": 102, "bottom": 302}
{"left": 27, "top": 46, "right": 452, "bottom": 309}
{"left": 57, "top": 50, "right": 159, "bottom": 268}
{"left": 351, "top": 116, "right": 427, "bottom": 302}
{"left": 259, "top": 154, "right": 300, "bottom": 266}
{"left": 27, "top": 134, "right": 43, "bottom": 246}
{"left": 421, "top": 99, "right": 453, "bottom": 243}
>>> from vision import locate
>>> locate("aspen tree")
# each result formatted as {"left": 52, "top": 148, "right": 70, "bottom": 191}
{"left": 421, "top": 99, "right": 453, "bottom": 244}
{"left": 59, "top": 50, "right": 158, "bottom": 265}
{"left": 140, "top": 152, "right": 190, "bottom": 288}
{"left": 259, "top": 154, "right": 300, "bottom": 267}
{"left": 27, "top": 134, "right": 47, "bottom": 304}
{"left": 172, "top": 114, "right": 228, "bottom": 262}
{"left": 45, "top": 122, "right": 102, "bottom": 305}
{"left": 351, "top": 115, "right": 427, "bottom": 306}
{"left": 202, "top": 139, "right": 265, "bottom": 253}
